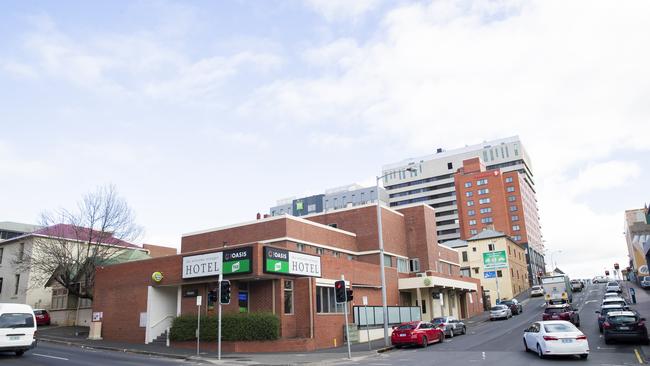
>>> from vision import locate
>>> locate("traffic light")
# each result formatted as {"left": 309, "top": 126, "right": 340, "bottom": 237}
{"left": 614, "top": 263, "right": 620, "bottom": 270}
{"left": 335, "top": 280, "right": 346, "bottom": 303}
{"left": 220, "top": 280, "right": 231, "bottom": 304}
{"left": 605, "top": 270, "right": 610, "bottom": 276}
{"left": 346, "top": 289, "right": 354, "bottom": 302}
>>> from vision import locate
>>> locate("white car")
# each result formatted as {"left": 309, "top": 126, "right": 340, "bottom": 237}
{"left": 603, "top": 292, "right": 620, "bottom": 300}
{"left": 602, "top": 297, "right": 627, "bottom": 308}
{"left": 0, "top": 303, "right": 38, "bottom": 356}
{"left": 606, "top": 282, "right": 621, "bottom": 293}
{"left": 531, "top": 285, "right": 545, "bottom": 297}
{"left": 489, "top": 305, "right": 512, "bottom": 320}
{"left": 523, "top": 321, "right": 589, "bottom": 359}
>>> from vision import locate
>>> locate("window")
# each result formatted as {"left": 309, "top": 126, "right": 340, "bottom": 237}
{"left": 239, "top": 282, "right": 249, "bottom": 313}
{"left": 460, "top": 268, "right": 471, "bottom": 277}
{"left": 506, "top": 186, "right": 515, "bottom": 193}
{"left": 472, "top": 247, "right": 477, "bottom": 252}
{"left": 447, "top": 162, "right": 453, "bottom": 170}
{"left": 477, "top": 179, "right": 488, "bottom": 186}
{"left": 513, "top": 235, "right": 522, "bottom": 241}
{"left": 479, "top": 207, "right": 492, "bottom": 214}
{"left": 462, "top": 251, "right": 468, "bottom": 262}
{"left": 508, "top": 195, "right": 516, "bottom": 202}
{"left": 512, "top": 225, "right": 520, "bottom": 231}
{"left": 488, "top": 243, "right": 495, "bottom": 251}
{"left": 468, "top": 210, "right": 475, "bottom": 216}
{"left": 511, "top": 268, "right": 514, "bottom": 277}
{"left": 409, "top": 258, "right": 420, "bottom": 272}
{"left": 397, "top": 258, "right": 408, "bottom": 273}
{"left": 469, "top": 229, "right": 478, "bottom": 235}
{"left": 18, "top": 243, "right": 24, "bottom": 261}
{"left": 307, "top": 204, "right": 316, "bottom": 212}
{"left": 51, "top": 287, "right": 67, "bottom": 309}
{"left": 478, "top": 188, "right": 489, "bottom": 195}
{"left": 383, "top": 254, "right": 392, "bottom": 267}
{"left": 466, "top": 200, "right": 475, "bottom": 206}
{"left": 347, "top": 255, "right": 355, "bottom": 261}
{"left": 479, "top": 198, "right": 491, "bottom": 204}
{"left": 464, "top": 182, "right": 472, "bottom": 188}
{"left": 14, "top": 274, "right": 20, "bottom": 295}
{"left": 316, "top": 286, "right": 344, "bottom": 313}
{"left": 469, "top": 219, "right": 477, "bottom": 226}
{"left": 473, "top": 267, "right": 479, "bottom": 274}
{"left": 284, "top": 280, "right": 293, "bottom": 314}
{"left": 497, "top": 270, "right": 503, "bottom": 277}
{"left": 509, "top": 205, "right": 518, "bottom": 212}
{"left": 511, "top": 215, "right": 519, "bottom": 221}
{"left": 505, "top": 177, "right": 513, "bottom": 183}
{"left": 296, "top": 243, "right": 305, "bottom": 252}
{"left": 0, "top": 248, "right": 3, "bottom": 263}
{"left": 481, "top": 217, "right": 493, "bottom": 224}
{"left": 316, "top": 248, "right": 324, "bottom": 255}
{"left": 420, "top": 299, "right": 427, "bottom": 314}
{"left": 465, "top": 191, "right": 473, "bottom": 197}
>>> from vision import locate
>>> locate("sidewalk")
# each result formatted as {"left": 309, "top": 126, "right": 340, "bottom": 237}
{"left": 37, "top": 326, "right": 389, "bottom": 365}
{"left": 623, "top": 281, "right": 650, "bottom": 362}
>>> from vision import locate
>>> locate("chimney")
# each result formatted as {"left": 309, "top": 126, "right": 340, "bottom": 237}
{"left": 256, "top": 212, "right": 261, "bottom": 220}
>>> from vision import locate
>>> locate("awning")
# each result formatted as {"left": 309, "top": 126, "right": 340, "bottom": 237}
{"left": 398, "top": 275, "right": 477, "bottom": 292}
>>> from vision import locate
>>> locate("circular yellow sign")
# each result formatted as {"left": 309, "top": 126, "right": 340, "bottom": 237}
{"left": 152, "top": 271, "right": 164, "bottom": 282}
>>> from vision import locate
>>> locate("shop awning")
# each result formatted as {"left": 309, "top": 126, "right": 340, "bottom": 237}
{"left": 398, "top": 275, "right": 477, "bottom": 292}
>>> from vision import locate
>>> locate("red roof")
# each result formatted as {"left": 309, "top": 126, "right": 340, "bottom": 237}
{"left": 33, "top": 224, "right": 140, "bottom": 249}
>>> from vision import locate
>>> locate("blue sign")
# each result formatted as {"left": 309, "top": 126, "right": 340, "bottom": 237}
{"left": 484, "top": 271, "right": 497, "bottom": 279}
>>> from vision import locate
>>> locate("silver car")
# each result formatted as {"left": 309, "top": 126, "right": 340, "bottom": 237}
{"left": 606, "top": 282, "right": 622, "bottom": 293}
{"left": 432, "top": 316, "right": 466, "bottom": 337}
{"left": 489, "top": 305, "right": 512, "bottom": 320}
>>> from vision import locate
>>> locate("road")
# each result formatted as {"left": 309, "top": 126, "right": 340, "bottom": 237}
{"left": 0, "top": 342, "right": 205, "bottom": 366}
{"left": 341, "top": 282, "right": 648, "bottom": 365}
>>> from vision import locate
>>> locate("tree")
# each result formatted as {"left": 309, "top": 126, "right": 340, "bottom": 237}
{"left": 16, "top": 185, "right": 142, "bottom": 300}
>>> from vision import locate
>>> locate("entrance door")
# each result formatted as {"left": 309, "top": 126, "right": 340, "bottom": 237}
{"left": 145, "top": 286, "right": 178, "bottom": 344}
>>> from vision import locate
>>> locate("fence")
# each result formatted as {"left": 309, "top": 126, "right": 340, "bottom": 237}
{"left": 352, "top": 306, "right": 421, "bottom": 327}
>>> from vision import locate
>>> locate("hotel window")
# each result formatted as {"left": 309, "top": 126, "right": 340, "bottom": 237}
{"left": 409, "top": 258, "right": 420, "bottom": 272}
{"left": 460, "top": 268, "right": 470, "bottom": 277}
{"left": 462, "top": 251, "right": 468, "bottom": 262}
{"left": 505, "top": 177, "right": 513, "bottom": 183}
{"left": 397, "top": 258, "right": 408, "bottom": 273}
{"left": 509, "top": 205, "right": 518, "bottom": 212}
{"left": 477, "top": 179, "right": 488, "bottom": 186}
{"left": 481, "top": 217, "right": 493, "bottom": 224}
{"left": 284, "top": 280, "right": 293, "bottom": 315}
{"left": 467, "top": 200, "right": 475, "bottom": 206}
{"left": 468, "top": 210, "right": 476, "bottom": 216}
{"left": 296, "top": 243, "right": 305, "bottom": 252}
{"left": 464, "top": 182, "right": 472, "bottom": 188}
{"left": 479, "top": 207, "right": 492, "bottom": 214}
{"left": 316, "top": 248, "right": 324, "bottom": 255}
{"left": 383, "top": 254, "right": 392, "bottom": 267}
{"left": 478, "top": 188, "right": 489, "bottom": 195}
{"left": 508, "top": 195, "right": 516, "bottom": 202}
{"left": 479, "top": 198, "right": 491, "bottom": 204}
{"left": 14, "top": 274, "right": 20, "bottom": 295}
{"left": 316, "top": 286, "right": 344, "bottom": 313}
{"left": 506, "top": 186, "right": 515, "bottom": 193}
{"left": 469, "top": 229, "right": 478, "bottom": 235}
{"left": 466, "top": 191, "right": 473, "bottom": 197}
{"left": 512, "top": 225, "right": 520, "bottom": 231}
{"left": 469, "top": 219, "right": 476, "bottom": 226}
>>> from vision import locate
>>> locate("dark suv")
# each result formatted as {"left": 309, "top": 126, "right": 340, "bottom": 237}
{"left": 596, "top": 305, "right": 627, "bottom": 332}
{"left": 500, "top": 299, "right": 523, "bottom": 315}
{"left": 603, "top": 311, "right": 649, "bottom": 344}
{"left": 543, "top": 304, "right": 580, "bottom": 326}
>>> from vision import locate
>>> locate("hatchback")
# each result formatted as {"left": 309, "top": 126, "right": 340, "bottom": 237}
{"left": 391, "top": 321, "right": 444, "bottom": 348}
{"left": 33, "top": 309, "right": 51, "bottom": 326}
{"left": 603, "top": 311, "right": 649, "bottom": 344}
{"left": 530, "top": 286, "right": 545, "bottom": 297}
{"left": 596, "top": 305, "right": 627, "bottom": 332}
{"left": 606, "top": 282, "right": 622, "bottom": 293}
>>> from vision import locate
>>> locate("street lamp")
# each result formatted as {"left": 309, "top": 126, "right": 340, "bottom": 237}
{"left": 545, "top": 249, "right": 562, "bottom": 272}
{"left": 376, "top": 166, "right": 416, "bottom": 347}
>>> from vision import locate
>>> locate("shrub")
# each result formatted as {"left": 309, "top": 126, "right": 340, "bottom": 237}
{"left": 169, "top": 312, "right": 280, "bottom": 342}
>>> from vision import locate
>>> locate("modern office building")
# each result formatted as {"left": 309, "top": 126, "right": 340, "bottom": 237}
{"left": 382, "top": 136, "right": 535, "bottom": 243}
{"left": 269, "top": 184, "right": 388, "bottom": 217}
{"left": 624, "top": 207, "right": 650, "bottom": 279}
{"left": 0, "top": 221, "right": 41, "bottom": 241}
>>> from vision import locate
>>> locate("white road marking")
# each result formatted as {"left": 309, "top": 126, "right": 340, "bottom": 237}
{"left": 482, "top": 351, "right": 486, "bottom": 360}
{"left": 34, "top": 353, "right": 70, "bottom": 361}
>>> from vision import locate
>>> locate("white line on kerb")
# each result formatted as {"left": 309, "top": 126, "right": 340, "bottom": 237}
{"left": 33, "top": 353, "right": 69, "bottom": 361}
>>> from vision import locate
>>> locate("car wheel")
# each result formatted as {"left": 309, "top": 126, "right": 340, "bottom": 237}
{"left": 394, "top": 344, "right": 402, "bottom": 349}
{"left": 575, "top": 318, "right": 580, "bottom": 327}
{"left": 599, "top": 325, "right": 602, "bottom": 333}
{"left": 523, "top": 339, "right": 528, "bottom": 352}
{"left": 421, "top": 336, "right": 428, "bottom": 348}
{"left": 439, "top": 332, "right": 445, "bottom": 343}
{"left": 604, "top": 337, "right": 611, "bottom": 345}
{"left": 15, "top": 351, "right": 24, "bottom": 357}
{"left": 462, "top": 326, "right": 466, "bottom": 335}
{"left": 537, "top": 344, "right": 544, "bottom": 359}
{"left": 580, "top": 354, "right": 588, "bottom": 360}
{"left": 449, "top": 328, "right": 454, "bottom": 338}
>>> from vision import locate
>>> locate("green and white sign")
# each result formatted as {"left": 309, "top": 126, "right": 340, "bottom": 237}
{"left": 223, "top": 247, "right": 252, "bottom": 275}
{"left": 182, "top": 247, "right": 252, "bottom": 279}
{"left": 483, "top": 250, "right": 507, "bottom": 269}
{"left": 264, "top": 247, "right": 321, "bottom": 277}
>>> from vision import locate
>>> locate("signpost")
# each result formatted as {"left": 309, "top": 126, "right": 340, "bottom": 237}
{"left": 483, "top": 250, "right": 507, "bottom": 303}
{"left": 339, "top": 275, "right": 352, "bottom": 359}
{"left": 363, "top": 296, "right": 370, "bottom": 351}
{"left": 218, "top": 274, "right": 223, "bottom": 360}
{"left": 196, "top": 295, "right": 202, "bottom": 355}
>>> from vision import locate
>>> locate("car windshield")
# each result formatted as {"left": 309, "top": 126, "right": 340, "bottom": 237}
{"left": 397, "top": 324, "right": 415, "bottom": 330}
{"left": 607, "top": 282, "right": 618, "bottom": 286}
{"left": 544, "top": 307, "right": 567, "bottom": 314}
{"left": 602, "top": 307, "right": 624, "bottom": 315}
{"left": 0, "top": 313, "right": 34, "bottom": 328}
{"left": 432, "top": 318, "right": 446, "bottom": 323}
{"left": 609, "top": 315, "right": 638, "bottom": 324}
{"left": 500, "top": 301, "right": 514, "bottom": 305}
{"left": 643, "top": 276, "right": 650, "bottom": 281}
{"left": 34, "top": 310, "right": 43, "bottom": 315}
{"left": 491, "top": 306, "right": 506, "bottom": 311}
{"left": 544, "top": 323, "right": 577, "bottom": 333}
{"left": 532, "top": 286, "right": 542, "bottom": 290}
{"left": 604, "top": 301, "right": 626, "bottom": 307}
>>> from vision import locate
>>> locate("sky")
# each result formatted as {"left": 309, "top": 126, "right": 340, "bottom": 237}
{"left": 1, "top": 0, "right": 649, "bottom": 279}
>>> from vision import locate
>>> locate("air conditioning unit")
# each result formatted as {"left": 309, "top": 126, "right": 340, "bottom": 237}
{"left": 416, "top": 273, "right": 426, "bottom": 278}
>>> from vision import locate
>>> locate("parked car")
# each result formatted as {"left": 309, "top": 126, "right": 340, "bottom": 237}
{"left": 500, "top": 299, "right": 523, "bottom": 315}
{"left": 490, "top": 305, "right": 512, "bottom": 320}
{"left": 432, "top": 316, "right": 466, "bottom": 338}
{"left": 391, "top": 321, "right": 444, "bottom": 348}
{"left": 0, "top": 303, "right": 38, "bottom": 356}
{"left": 596, "top": 304, "right": 627, "bottom": 332}
{"left": 543, "top": 304, "right": 580, "bottom": 327}
{"left": 603, "top": 292, "right": 620, "bottom": 299}
{"left": 523, "top": 321, "right": 589, "bottom": 359}
{"left": 602, "top": 297, "right": 628, "bottom": 308}
{"left": 33, "top": 309, "right": 51, "bottom": 326}
{"left": 593, "top": 276, "right": 608, "bottom": 284}
{"left": 640, "top": 276, "right": 650, "bottom": 289}
{"left": 531, "top": 285, "right": 545, "bottom": 297}
{"left": 606, "top": 282, "right": 622, "bottom": 293}
{"left": 603, "top": 311, "right": 649, "bottom": 344}
{"left": 570, "top": 280, "right": 583, "bottom": 292}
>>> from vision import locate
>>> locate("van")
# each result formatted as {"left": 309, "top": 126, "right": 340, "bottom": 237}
{"left": 0, "top": 303, "right": 37, "bottom": 356}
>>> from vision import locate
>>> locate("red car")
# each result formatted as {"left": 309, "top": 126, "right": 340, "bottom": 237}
{"left": 34, "top": 309, "right": 51, "bottom": 326}
{"left": 542, "top": 304, "right": 580, "bottom": 327}
{"left": 391, "top": 321, "right": 444, "bottom": 348}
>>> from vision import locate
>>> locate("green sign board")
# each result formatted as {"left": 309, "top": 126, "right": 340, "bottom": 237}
{"left": 264, "top": 247, "right": 321, "bottom": 277}
{"left": 483, "top": 250, "right": 507, "bottom": 269}
{"left": 223, "top": 247, "right": 252, "bottom": 275}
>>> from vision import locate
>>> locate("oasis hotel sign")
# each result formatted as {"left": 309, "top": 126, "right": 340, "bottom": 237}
{"left": 182, "top": 247, "right": 252, "bottom": 279}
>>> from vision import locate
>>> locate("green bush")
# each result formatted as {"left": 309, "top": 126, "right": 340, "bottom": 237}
{"left": 169, "top": 312, "right": 280, "bottom": 342}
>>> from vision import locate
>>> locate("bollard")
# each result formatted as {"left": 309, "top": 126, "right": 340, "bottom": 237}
{"left": 630, "top": 288, "right": 637, "bottom": 304}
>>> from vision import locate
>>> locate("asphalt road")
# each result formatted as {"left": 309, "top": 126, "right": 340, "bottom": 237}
{"left": 341, "top": 282, "right": 649, "bottom": 365}
{"left": 0, "top": 342, "right": 205, "bottom": 366}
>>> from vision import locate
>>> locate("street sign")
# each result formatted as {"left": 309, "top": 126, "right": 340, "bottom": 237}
{"left": 483, "top": 250, "right": 507, "bottom": 269}
{"left": 484, "top": 271, "right": 497, "bottom": 279}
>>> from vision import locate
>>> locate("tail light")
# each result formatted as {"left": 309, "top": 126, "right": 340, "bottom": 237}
{"left": 603, "top": 322, "right": 611, "bottom": 329}
{"left": 543, "top": 336, "right": 559, "bottom": 341}
{"left": 576, "top": 335, "right": 587, "bottom": 340}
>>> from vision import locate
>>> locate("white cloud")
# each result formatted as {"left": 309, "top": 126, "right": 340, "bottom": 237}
{"left": 566, "top": 161, "right": 641, "bottom": 197}
{"left": 0, "top": 60, "right": 37, "bottom": 79}
{"left": 305, "top": 0, "right": 380, "bottom": 22}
